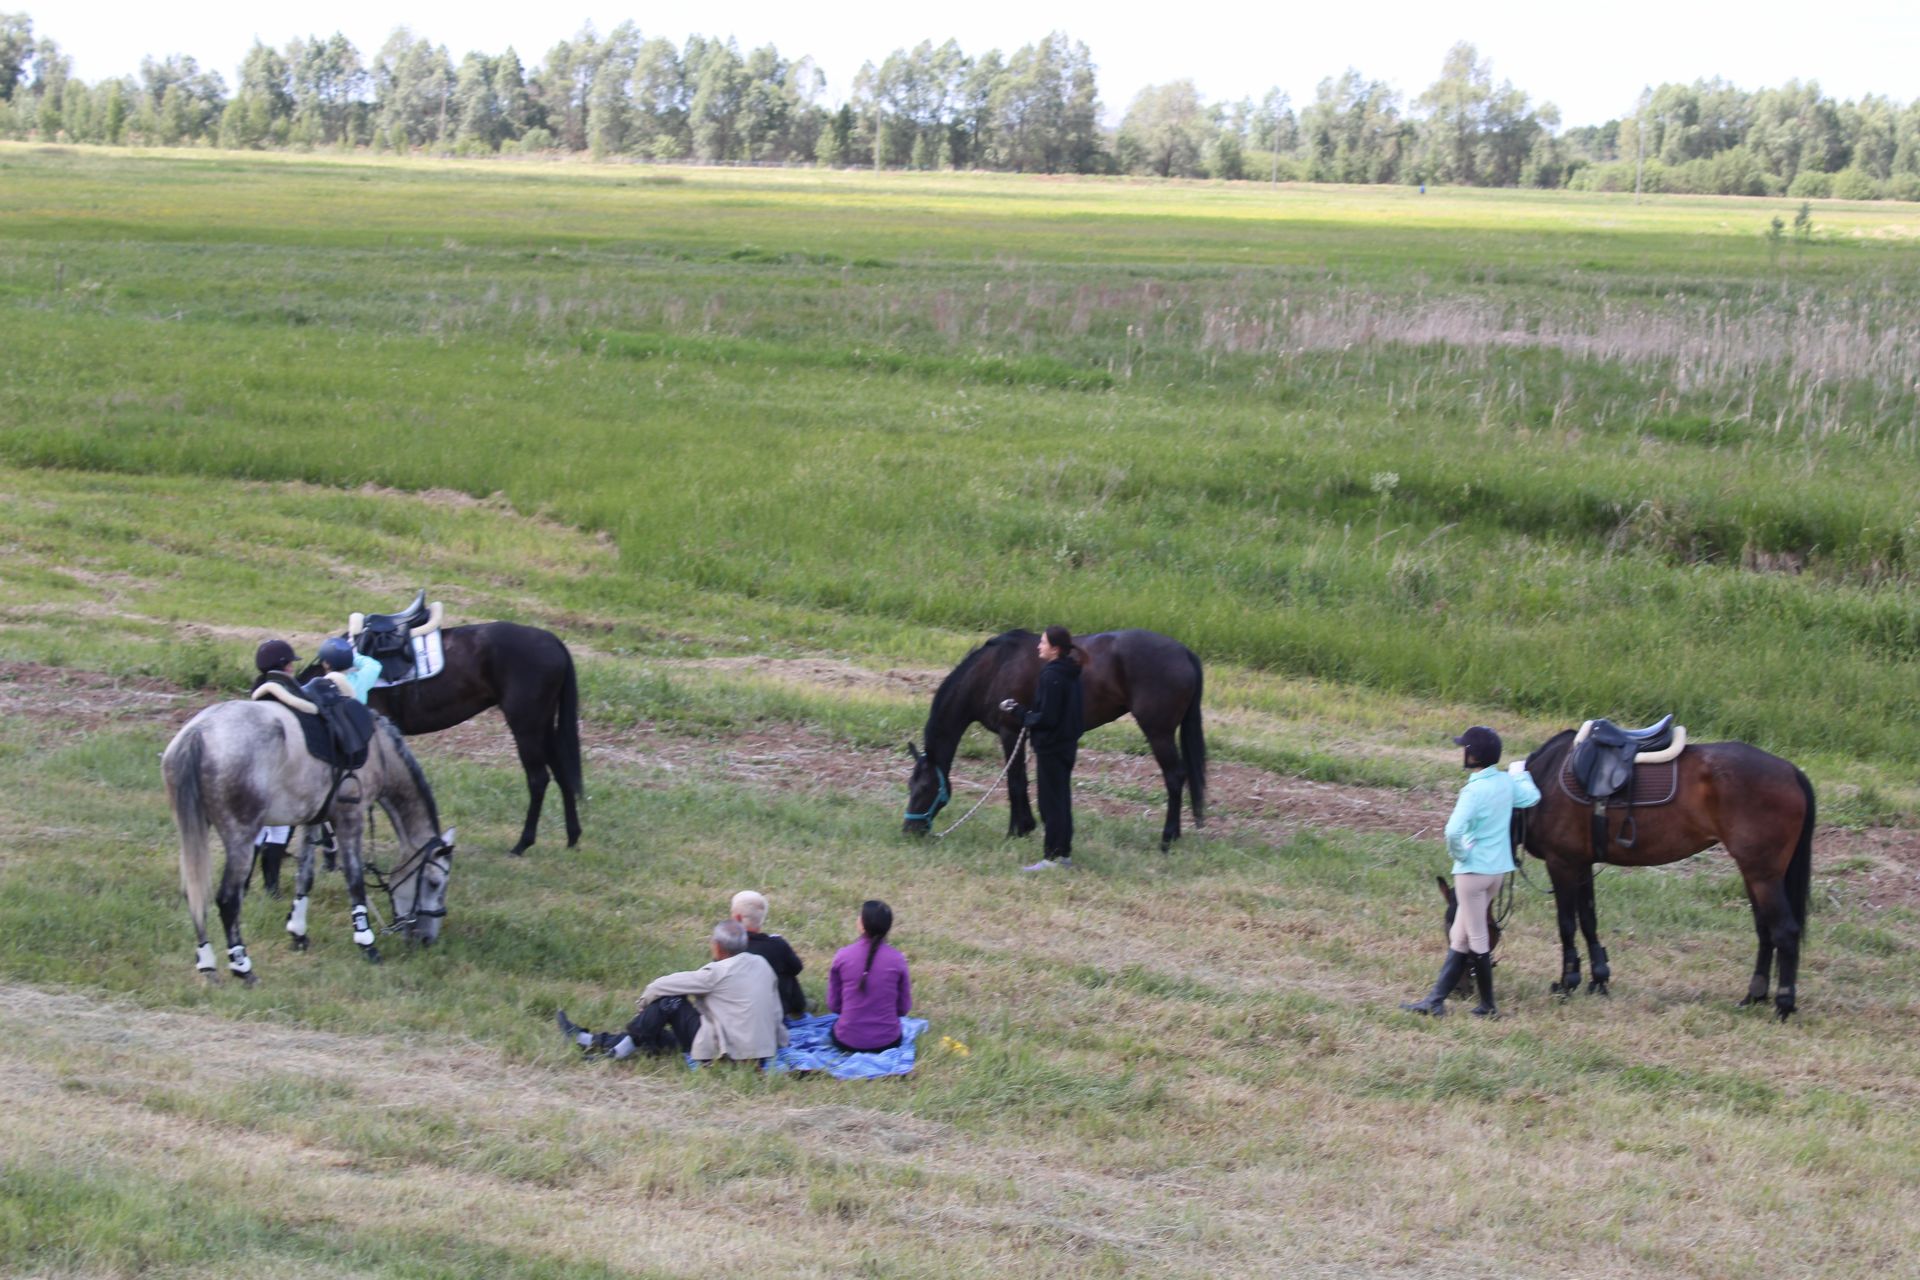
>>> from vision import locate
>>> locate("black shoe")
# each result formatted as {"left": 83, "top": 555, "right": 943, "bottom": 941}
{"left": 1470, "top": 952, "right": 1499, "bottom": 1018}
{"left": 1401, "top": 950, "right": 1471, "bottom": 1016}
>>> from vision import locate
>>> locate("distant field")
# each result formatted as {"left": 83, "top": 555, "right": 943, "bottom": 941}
{"left": 2, "top": 149, "right": 1918, "bottom": 1278}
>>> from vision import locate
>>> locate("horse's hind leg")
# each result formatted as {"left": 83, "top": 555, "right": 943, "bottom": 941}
{"left": 286, "top": 827, "right": 317, "bottom": 952}
{"left": 213, "top": 824, "right": 259, "bottom": 984}
{"left": 1139, "top": 724, "right": 1187, "bottom": 851}
{"left": 1743, "top": 879, "right": 1801, "bottom": 1020}
{"left": 505, "top": 715, "right": 552, "bottom": 857}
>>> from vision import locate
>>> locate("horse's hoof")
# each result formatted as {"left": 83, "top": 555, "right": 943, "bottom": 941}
{"left": 1774, "top": 1005, "right": 1795, "bottom": 1023}
{"left": 1737, "top": 993, "right": 1763, "bottom": 1008}
{"left": 198, "top": 969, "right": 220, "bottom": 984}
{"left": 239, "top": 970, "right": 260, "bottom": 987}
{"left": 290, "top": 934, "right": 309, "bottom": 953}
{"left": 362, "top": 945, "right": 383, "bottom": 965}
{"left": 1588, "top": 980, "right": 1609, "bottom": 997}
{"left": 1550, "top": 978, "right": 1578, "bottom": 997}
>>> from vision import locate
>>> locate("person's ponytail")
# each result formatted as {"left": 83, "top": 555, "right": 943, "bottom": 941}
{"left": 857, "top": 899, "right": 893, "bottom": 993}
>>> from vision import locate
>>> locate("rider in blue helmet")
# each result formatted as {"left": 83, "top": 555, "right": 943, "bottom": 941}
{"left": 317, "top": 635, "right": 385, "bottom": 706}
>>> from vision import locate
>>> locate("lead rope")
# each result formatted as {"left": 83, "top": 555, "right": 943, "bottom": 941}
{"left": 934, "top": 727, "right": 1029, "bottom": 839}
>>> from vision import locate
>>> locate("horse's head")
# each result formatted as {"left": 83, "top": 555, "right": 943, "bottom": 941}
{"left": 389, "top": 828, "right": 456, "bottom": 945}
{"left": 902, "top": 741, "right": 948, "bottom": 836}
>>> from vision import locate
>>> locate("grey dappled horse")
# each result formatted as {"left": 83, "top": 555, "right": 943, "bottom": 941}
{"left": 162, "top": 701, "right": 455, "bottom": 982}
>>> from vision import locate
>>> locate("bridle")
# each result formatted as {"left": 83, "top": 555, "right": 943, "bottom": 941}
{"left": 364, "top": 834, "right": 453, "bottom": 935}
{"left": 903, "top": 764, "right": 951, "bottom": 825}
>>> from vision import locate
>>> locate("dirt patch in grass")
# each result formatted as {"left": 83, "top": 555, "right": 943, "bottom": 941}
{"left": 7, "top": 658, "right": 1915, "bottom": 910}
{"left": 662, "top": 654, "right": 944, "bottom": 697}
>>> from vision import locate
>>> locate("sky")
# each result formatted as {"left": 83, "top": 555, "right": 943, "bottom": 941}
{"left": 33, "top": 0, "right": 1920, "bottom": 129}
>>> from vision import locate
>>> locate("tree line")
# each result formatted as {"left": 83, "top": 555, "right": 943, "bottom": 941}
{"left": 6, "top": 12, "right": 1920, "bottom": 200}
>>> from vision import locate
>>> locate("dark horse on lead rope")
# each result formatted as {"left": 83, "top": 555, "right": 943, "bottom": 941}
{"left": 904, "top": 629, "right": 1206, "bottom": 849}
{"left": 306, "top": 621, "right": 582, "bottom": 856}
{"left": 1519, "top": 727, "right": 1815, "bottom": 1020}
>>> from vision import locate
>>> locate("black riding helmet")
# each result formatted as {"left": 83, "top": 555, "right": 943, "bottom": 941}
{"left": 1453, "top": 725, "right": 1502, "bottom": 768}
{"left": 255, "top": 639, "right": 299, "bottom": 672}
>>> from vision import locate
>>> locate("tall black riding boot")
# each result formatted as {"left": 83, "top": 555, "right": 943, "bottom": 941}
{"left": 1470, "top": 952, "right": 1498, "bottom": 1017}
{"left": 1401, "top": 950, "right": 1470, "bottom": 1016}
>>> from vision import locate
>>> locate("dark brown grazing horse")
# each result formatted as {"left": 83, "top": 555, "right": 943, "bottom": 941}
{"left": 305, "top": 623, "right": 582, "bottom": 856}
{"left": 1519, "top": 729, "right": 1815, "bottom": 1020}
{"left": 904, "top": 629, "right": 1205, "bottom": 849}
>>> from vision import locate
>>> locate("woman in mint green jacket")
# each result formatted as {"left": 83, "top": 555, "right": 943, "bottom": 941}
{"left": 1402, "top": 726, "right": 1541, "bottom": 1018}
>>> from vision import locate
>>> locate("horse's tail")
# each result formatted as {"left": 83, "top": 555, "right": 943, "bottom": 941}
{"left": 1181, "top": 649, "right": 1207, "bottom": 826}
{"left": 1786, "top": 766, "right": 1816, "bottom": 933}
{"left": 166, "top": 729, "right": 212, "bottom": 937}
{"left": 550, "top": 645, "right": 584, "bottom": 804}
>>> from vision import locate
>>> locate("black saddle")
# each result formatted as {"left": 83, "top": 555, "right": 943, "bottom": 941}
{"left": 1572, "top": 715, "right": 1675, "bottom": 802}
{"left": 355, "top": 590, "right": 431, "bottom": 681}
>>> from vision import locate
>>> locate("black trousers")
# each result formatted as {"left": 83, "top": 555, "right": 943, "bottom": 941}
{"left": 624, "top": 996, "right": 701, "bottom": 1055}
{"left": 1034, "top": 745, "right": 1077, "bottom": 858}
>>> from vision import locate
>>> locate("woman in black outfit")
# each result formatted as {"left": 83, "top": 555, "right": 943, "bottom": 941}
{"left": 1002, "top": 624, "right": 1086, "bottom": 871}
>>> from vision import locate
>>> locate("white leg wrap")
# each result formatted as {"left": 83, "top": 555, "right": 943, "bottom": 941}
{"left": 227, "top": 945, "right": 252, "bottom": 975}
{"left": 195, "top": 942, "right": 216, "bottom": 972}
{"left": 352, "top": 907, "right": 374, "bottom": 947}
{"left": 287, "top": 897, "right": 310, "bottom": 936}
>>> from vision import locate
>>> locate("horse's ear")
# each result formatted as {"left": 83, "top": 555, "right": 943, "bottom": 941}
{"left": 905, "top": 741, "right": 922, "bottom": 763}
{"left": 1434, "top": 875, "right": 1455, "bottom": 905}
{"left": 441, "top": 827, "right": 457, "bottom": 849}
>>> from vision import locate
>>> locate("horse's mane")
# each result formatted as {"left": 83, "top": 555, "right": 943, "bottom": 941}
{"left": 927, "top": 630, "right": 1032, "bottom": 734}
{"left": 377, "top": 715, "right": 441, "bottom": 832}
{"left": 1527, "top": 728, "right": 1579, "bottom": 771}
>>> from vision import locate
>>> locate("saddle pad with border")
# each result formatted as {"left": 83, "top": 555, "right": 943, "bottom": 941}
{"left": 372, "top": 630, "right": 445, "bottom": 688}
{"left": 1560, "top": 753, "right": 1679, "bottom": 807}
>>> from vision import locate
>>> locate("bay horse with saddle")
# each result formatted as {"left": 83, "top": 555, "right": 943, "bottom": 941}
{"left": 1515, "top": 714, "right": 1815, "bottom": 1020}
{"left": 904, "top": 628, "right": 1206, "bottom": 849}
{"left": 303, "top": 591, "right": 583, "bottom": 856}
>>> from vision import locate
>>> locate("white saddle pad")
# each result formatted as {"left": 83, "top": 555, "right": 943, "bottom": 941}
{"left": 373, "top": 630, "right": 446, "bottom": 688}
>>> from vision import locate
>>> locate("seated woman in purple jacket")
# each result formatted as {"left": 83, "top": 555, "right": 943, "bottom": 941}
{"left": 827, "top": 900, "right": 912, "bottom": 1053}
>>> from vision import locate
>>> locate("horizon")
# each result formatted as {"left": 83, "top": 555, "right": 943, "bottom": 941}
{"left": 27, "top": 0, "right": 1920, "bottom": 133}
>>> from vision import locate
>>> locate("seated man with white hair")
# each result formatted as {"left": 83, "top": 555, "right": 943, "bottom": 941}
{"left": 732, "top": 889, "right": 808, "bottom": 1018}
{"left": 557, "top": 920, "right": 788, "bottom": 1065}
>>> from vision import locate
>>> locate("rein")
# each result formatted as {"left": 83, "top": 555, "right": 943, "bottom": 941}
{"left": 364, "top": 834, "right": 450, "bottom": 935}
{"left": 929, "top": 727, "right": 1029, "bottom": 839}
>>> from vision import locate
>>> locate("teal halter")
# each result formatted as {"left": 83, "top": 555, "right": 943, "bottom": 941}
{"left": 904, "top": 766, "right": 949, "bottom": 823}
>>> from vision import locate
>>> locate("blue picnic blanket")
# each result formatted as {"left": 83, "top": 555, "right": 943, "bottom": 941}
{"left": 769, "top": 1013, "right": 927, "bottom": 1079}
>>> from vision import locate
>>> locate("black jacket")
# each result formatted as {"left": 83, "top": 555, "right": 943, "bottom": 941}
{"left": 251, "top": 670, "right": 304, "bottom": 698}
{"left": 1023, "top": 656, "right": 1085, "bottom": 754}
{"left": 747, "top": 931, "right": 808, "bottom": 1018}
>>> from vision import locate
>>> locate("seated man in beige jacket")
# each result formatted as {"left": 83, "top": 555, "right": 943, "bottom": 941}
{"left": 557, "top": 920, "right": 788, "bottom": 1064}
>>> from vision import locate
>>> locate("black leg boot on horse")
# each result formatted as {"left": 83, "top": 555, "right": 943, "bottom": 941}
{"left": 1402, "top": 950, "right": 1471, "bottom": 1016}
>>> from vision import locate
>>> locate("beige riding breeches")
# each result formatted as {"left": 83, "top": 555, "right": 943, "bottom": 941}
{"left": 1449, "top": 872, "right": 1505, "bottom": 954}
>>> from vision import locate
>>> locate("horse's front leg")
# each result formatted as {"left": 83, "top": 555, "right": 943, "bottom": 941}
{"left": 1003, "top": 729, "right": 1036, "bottom": 838}
{"left": 1575, "top": 874, "right": 1611, "bottom": 996}
{"left": 214, "top": 828, "right": 259, "bottom": 985}
{"left": 286, "top": 826, "right": 318, "bottom": 952}
{"left": 335, "top": 807, "right": 382, "bottom": 964}
{"left": 1549, "top": 874, "right": 1583, "bottom": 995}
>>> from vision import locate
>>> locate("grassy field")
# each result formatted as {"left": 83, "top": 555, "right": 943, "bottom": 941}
{"left": 2, "top": 148, "right": 1919, "bottom": 1278}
